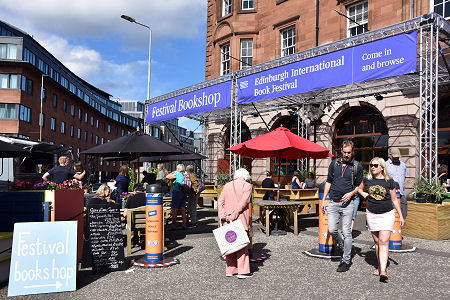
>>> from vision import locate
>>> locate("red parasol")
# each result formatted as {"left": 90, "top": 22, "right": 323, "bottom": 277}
{"left": 227, "top": 126, "right": 333, "bottom": 200}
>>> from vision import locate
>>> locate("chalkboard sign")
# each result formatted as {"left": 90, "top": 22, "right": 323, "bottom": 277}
{"left": 86, "top": 204, "right": 126, "bottom": 273}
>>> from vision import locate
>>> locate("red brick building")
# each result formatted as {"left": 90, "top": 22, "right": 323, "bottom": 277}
{"left": 0, "top": 20, "right": 140, "bottom": 176}
{"left": 203, "top": 1, "right": 450, "bottom": 192}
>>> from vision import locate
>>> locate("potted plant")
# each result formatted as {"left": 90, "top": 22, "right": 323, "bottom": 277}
{"left": 413, "top": 179, "right": 431, "bottom": 203}
{"left": 214, "top": 172, "right": 230, "bottom": 209}
{"left": 429, "top": 180, "right": 446, "bottom": 204}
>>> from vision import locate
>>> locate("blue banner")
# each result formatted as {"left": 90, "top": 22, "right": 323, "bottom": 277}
{"left": 146, "top": 81, "right": 232, "bottom": 124}
{"left": 237, "top": 32, "right": 417, "bottom": 104}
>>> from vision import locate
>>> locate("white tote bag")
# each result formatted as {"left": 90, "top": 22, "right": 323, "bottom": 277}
{"left": 213, "top": 219, "right": 250, "bottom": 255}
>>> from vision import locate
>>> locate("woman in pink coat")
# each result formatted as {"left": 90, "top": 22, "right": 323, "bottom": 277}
{"left": 218, "top": 168, "right": 253, "bottom": 279}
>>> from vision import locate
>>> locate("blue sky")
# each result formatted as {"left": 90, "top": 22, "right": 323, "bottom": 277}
{"left": 0, "top": 0, "right": 205, "bottom": 130}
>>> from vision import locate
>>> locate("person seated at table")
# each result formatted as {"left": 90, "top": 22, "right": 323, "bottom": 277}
{"left": 86, "top": 184, "right": 111, "bottom": 206}
{"left": 292, "top": 170, "right": 302, "bottom": 189}
{"left": 121, "top": 184, "right": 146, "bottom": 221}
{"left": 141, "top": 170, "right": 156, "bottom": 185}
{"left": 303, "top": 172, "right": 317, "bottom": 189}
{"left": 262, "top": 171, "right": 276, "bottom": 200}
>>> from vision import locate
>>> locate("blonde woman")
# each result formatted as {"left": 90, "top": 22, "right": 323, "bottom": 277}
{"left": 157, "top": 163, "right": 168, "bottom": 182}
{"left": 86, "top": 184, "right": 111, "bottom": 206}
{"left": 358, "top": 157, "right": 405, "bottom": 282}
{"left": 166, "top": 164, "right": 187, "bottom": 230}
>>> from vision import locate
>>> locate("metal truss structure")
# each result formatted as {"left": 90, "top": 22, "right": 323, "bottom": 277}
{"left": 146, "top": 13, "right": 450, "bottom": 181}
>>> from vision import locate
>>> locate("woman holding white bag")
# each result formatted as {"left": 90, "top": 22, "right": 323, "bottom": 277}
{"left": 218, "top": 168, "right": 253, "bottom": 279}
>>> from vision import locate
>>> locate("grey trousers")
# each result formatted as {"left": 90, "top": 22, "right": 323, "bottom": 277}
{"left": 187, "top": 193, "right": 200, "bottom": 224}
{"left": 327, "top": 200, "right": 354, "bottom": 264}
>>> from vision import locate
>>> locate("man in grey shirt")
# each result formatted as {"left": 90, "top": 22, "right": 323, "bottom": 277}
{"left": 386, "top": 147, "right": 408, "bottom": 218}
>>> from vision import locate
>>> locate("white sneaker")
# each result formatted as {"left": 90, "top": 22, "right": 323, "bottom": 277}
{"left": 226, "top": 273, "right": 236, "bottom": 277}
{"left": 237, "top": 273, "right": 253, "bottom": 279}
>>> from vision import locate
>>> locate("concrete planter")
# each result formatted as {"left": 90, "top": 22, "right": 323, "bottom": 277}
{"left": 402, "top": 201, "right": 450, "bottom": 240}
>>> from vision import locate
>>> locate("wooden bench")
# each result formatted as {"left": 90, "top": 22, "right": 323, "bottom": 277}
{"left": 199, "top": 185, "right": 218, "bottom": 209}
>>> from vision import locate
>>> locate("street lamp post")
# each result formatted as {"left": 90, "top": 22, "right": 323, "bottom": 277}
{"left": 121, "top": 14, "right": 151, "bottom": 106}
{"left": 39, "top": 74, "right": 49, "bottom": 142}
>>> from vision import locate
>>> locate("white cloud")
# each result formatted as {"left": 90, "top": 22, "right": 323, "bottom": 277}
{"left": 38, "top": 34, "right": 148, "bottom": 100}
{"left": 0, "top": 0, "right": 206, "bottom": 44}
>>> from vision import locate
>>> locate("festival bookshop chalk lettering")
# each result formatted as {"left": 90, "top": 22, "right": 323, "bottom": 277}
{"left": 8, "top": 221, "right": 77, "bottom": 297}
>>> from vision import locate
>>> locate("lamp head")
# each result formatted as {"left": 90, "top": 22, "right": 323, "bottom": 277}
{"left": 374, "top": 93, "right": 383, "bottom": 101}
{"left": 121, "top": 15, "right": 136, "bottom": 23}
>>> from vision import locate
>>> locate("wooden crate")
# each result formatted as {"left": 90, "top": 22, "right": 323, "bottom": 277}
{"left": 402, "top": 201, "right": 450, "bottom": 240}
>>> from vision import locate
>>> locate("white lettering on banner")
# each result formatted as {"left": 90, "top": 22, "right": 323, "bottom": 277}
{"left": 255, "top": 70, "right": 289, "bottom": 86}
{"left": 151, "top": 101, "right": 177, "bottom": 119}
{"left": 291, "top": 55, "right": 345, "bottom": 77}
{"left": 177, "top": 92, "right": 222, "bottom": 112}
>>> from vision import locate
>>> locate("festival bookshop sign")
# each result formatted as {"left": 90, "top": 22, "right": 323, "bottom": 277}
{"left": 237, "top": 31, "right": 417, "bottom": 104}
{"left": 146, "top": 80, "right": 232, "bottom": 124}
{"left": 8, "top": 221, "right": 77, "bottom": 297}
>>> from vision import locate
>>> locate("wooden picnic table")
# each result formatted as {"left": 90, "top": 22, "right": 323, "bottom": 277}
{"left": 253, "top": 200, "right": 319, "bottom": 236}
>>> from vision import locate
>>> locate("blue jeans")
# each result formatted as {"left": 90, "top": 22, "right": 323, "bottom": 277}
{"left": 352, "top": 195, "right": 360, "bottom": 219}
{"left": 327, "top": 200, "right": 354, "bottom": 264}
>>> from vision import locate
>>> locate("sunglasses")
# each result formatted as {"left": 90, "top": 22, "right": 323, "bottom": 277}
{"left": 369, "top": 163, "right": 380, "bottom": 168}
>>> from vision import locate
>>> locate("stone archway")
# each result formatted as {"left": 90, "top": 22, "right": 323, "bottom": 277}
{"left": 333, "top": 105, "right": 388, "bottom": 169}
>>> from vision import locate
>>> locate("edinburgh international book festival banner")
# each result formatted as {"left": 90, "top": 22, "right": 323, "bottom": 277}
{"left": 237, "top": 32, "right": 417, "bottom": 104}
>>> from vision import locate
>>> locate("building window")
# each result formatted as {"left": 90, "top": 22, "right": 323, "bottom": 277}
{"left": 347, "top": 1, "right": 368, "bottom": 37}
{"left": 23, "top": 48, "right": 36, "bottom": 65}
{"left": 38, "top": 59, "right": 48, "bottom": 74}
{"left": 84, "top": 131, "right": 88, "bottom": 141}
{"left": 91, "top": 116, "right": 94, "bottom": 126}
{"left": 77, "top": 128, "right": 81, "bottom": 139}
{"left": 101, "top": 137, "right": 104, "bottom": 144}
{"left": 121, "top": 129, "right": 125, "bottom": 136}
{"left": 95, "top": 135, "right": 99, "bottom": 144}
{"left": 240, "top": 39, "right": 253, "bottom": 69}
{"left": 39, "top": 113, "right": 45, "bottom": 128}
{"left": 52, "top": 94, "right": 57, "bottom": 107}
{"left": 96, "top": 119, "right": 99, "bottom": 128}
{"left": 19, "top": 105, "right": 30, "bottom": 122}
{"left": 78, "top": 108, "right": 82, "bottom": 120}
{"left": 41, "top": 88, "right": 46, "bottom": 102}
{"left": 51, "top": 118, "right": 56, "bottom": 131}
{"left": 61, "top": 76, "right": 68, "bottom": 88}
{"left": 221, "top": 43, "right": 230, "bottom": 75}
{"left": 223, "top": 0, "right": 232, "bottom": 16}
{"left": 61, "top": 122, "right": 65, "bottom": 134}
{"left": 108, "top": 124, "right": 111, "bottom": 133}
{"left": 70, "top": 125, "right": 74, "bottom": 137}
{"left": 91, "top": 133, "right": 94, "bottom": 144}
{"left": 434, "top": 0, "right": 450, "bottom": 18}
{"left": 0, "top": 43, "right": 17, "bottom": 59}
{"left": 242, "top": 0, "right": 254, "bottom": 10}
{"left": 62, "top": 100, "right": 67, "bottom": 112}
{"left": 85, "top": 112, "right": 88, "bottom": 123}
{"left": 71, "top": 104, "right": 75, "bottom": 116}
{"left": 69, "top": 83, "right": 76, "bottom": 94}
{"left": 281, "top": 27, "right": 296, "bottom": 57}
{"left": 0, "top": 104, "right": 18, "bottom": 119}
{"left": 0, "top": 74, "right": 19, "bottom": 89}
{"left": 21, "top": 76, "right": 33, "bottom": 95}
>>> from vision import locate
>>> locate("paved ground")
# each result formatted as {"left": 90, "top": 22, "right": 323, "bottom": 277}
{"left": 2, "top": 205, "right": 449, "bottom": 299}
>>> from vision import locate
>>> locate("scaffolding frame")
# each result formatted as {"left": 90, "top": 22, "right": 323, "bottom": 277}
{"left": 146, "top": 13, "right": 450, "bottom": 181}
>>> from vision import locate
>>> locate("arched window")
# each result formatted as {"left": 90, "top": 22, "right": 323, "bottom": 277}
{"left": 438, "top": 97, "right": 450, "bottom": 165}
{"left": 222, "top": 122, "right": 252, "bottom": 173}
{"left": 333, "top": 106, "right": 388, "bottom": 168}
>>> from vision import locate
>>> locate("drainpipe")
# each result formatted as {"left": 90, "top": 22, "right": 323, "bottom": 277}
{"left": 316, "top": 0, "right": 319, "bottom": 47}
{"left": 410, "top": 0, "right": 414, "bottom": 19}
